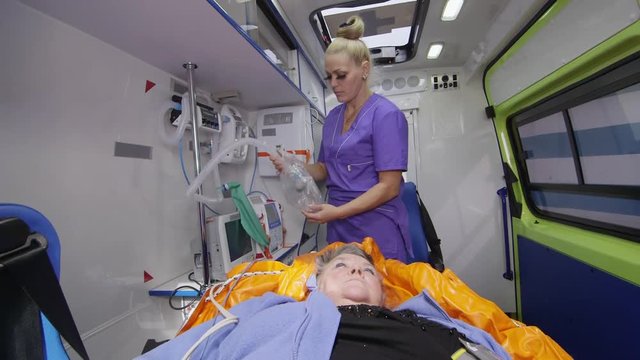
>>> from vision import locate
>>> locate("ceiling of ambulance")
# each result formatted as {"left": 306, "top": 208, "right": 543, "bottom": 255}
{"left": 281, "top": 0, "right": 548, "bottom": 72}
{"left": 17, "top": 0, "right": 549, "bottom": 95}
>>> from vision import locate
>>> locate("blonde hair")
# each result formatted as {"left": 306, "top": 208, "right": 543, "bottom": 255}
{"left": 326, "top": 15, "right": 371, "bottom": 67}
{"left": 315, "top": 243, "right": 374, "bottom": 278}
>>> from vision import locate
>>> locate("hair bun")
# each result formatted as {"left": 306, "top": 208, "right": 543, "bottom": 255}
{"left": 336, "top": 15, "right": 365, "bottom": 40}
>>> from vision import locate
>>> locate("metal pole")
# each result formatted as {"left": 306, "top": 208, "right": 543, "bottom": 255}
{"left": 184, "top": 62, "right": 211, "bottom": 285}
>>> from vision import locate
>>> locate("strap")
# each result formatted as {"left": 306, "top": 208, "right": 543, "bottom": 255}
{"left": 1, "top": 267, "right": 44, "bottom": 360}
{"left": 0, "top": 217, "right": 42, "bottom": 360}
{"left": 502, "top": 162, "right": 522, "bottom": 219}
{"left": 0, "top": 226, "right": 90, "bottom": 360}
{"left": 415, "top": 191, "right": 445, "bottom": 272}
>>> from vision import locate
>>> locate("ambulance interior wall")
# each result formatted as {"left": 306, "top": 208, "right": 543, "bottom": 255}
{"left": 0, "top": 1, "right": 305, "bottom": 358}
{"left": 362, "top": 67, "right": 516, "bottom": 312}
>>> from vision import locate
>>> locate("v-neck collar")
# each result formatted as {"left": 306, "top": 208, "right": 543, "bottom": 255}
{"left": 330, "top": 94, "right": 383, "bottom": 158}
{"left": 336, "top": 93, "right": 378, "bottom": 138}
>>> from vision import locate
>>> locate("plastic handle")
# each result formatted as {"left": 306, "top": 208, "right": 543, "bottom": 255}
{"left": 497, "top": 187, "right": 514, "bottom": 281}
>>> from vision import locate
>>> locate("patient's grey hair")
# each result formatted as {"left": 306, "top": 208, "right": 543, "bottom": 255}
{"left": 315, "top": 244, "right": 374, "bottom": 278}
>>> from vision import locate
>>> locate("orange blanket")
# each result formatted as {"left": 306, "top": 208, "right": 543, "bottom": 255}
{"left": 180, "top": 238, "right": 571, "bottom": 360}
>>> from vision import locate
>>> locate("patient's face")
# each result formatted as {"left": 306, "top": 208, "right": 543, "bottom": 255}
{"left": 317, "top": 254, "right": 384, "bottom": 306}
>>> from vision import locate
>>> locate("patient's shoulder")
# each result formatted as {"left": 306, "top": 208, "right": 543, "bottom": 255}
{"left": 230, "top": 292, "right": 297, "bottom": 316}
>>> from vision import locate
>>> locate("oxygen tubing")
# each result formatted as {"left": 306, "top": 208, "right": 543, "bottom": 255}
{"left": 186, "top": 138, "right": 279, "bottom": 203}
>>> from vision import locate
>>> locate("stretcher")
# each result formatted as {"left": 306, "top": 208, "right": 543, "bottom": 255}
{"left": 180, "top": 238, "right": 571, "bottom": 360}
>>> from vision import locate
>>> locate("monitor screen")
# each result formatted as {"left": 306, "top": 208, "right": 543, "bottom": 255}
{"left": 264, "top": 202, "right": 281, "bottom": 228}
{"left": 224, "top": 219, "right": 253, "bottom": 262}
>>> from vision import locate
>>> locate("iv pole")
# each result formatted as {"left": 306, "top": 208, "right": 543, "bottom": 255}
{"left": 184, "top": 62, "right": 211, "bottom": 285}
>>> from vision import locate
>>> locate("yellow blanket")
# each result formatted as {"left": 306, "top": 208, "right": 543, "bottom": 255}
{"left": 180, "top": 238, "right": 571, "bottom": 360}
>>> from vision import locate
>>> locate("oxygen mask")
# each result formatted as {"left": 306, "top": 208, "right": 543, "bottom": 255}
{"left": 278, "top": 151, "right": 323, "bottom": 212}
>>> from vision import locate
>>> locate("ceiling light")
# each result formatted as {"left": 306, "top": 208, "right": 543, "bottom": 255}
{"left": 427, "top": 43, "right": 443, "bottom": 59}
{"left": 441, "top": 0, "right": 464, "bottom": 21}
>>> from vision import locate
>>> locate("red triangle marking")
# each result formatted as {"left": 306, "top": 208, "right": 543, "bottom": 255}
{"left": 145, "top": 80, "right": 156, "bottom": 93}
{"left": 144, "top": 271, "right": 154, "bottom": 283}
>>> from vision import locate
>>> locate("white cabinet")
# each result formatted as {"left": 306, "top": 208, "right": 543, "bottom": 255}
{"left": 20, "top": 0, "right": 323, "bottom": 111}
{"left": 213, "top": 0, "right": 326, "bottom": 114}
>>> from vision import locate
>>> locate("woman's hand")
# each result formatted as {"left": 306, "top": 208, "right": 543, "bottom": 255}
{"left": 268, "top": 153, "right": 285, "bottom": 173}
{"left": 302, "top": 204, "right": 343, "bottom": 224}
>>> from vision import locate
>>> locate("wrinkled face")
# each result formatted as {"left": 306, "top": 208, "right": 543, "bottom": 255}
{"left": 317, "top": 254, "right": 384, "bottom": 306}
{"left": 324, "top": 53, "right": 368, "bottom": 104}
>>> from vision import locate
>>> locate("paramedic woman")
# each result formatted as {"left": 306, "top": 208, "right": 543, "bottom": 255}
{"left": 271, "top": 15, "right": 412, "bottom": 262}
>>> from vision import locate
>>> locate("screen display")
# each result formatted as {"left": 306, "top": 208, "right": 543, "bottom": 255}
{"left": 224, "top": 219, "right": 253, "bottom": 262}
{"left": 264, "top": 203, "right": 281, "bottom": 228}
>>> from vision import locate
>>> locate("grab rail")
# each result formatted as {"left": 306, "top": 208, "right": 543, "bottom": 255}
{"left": 497, "top": 187, "right": 514, "bottom": 280}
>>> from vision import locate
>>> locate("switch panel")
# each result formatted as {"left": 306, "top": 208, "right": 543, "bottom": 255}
{"left": 431, "top": 73, "right": 459, "bottom": 91}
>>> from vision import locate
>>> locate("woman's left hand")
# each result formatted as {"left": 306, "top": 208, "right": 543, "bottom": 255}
{"left": 302, "top": 204, "right": 342, "bottom": 224}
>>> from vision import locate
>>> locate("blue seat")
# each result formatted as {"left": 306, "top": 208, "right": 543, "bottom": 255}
{"left": 401, "top": 182, "right": 430, "bottom": 263}
{"left": 401, "top": 182, "right": 445, "bottom": 271}
{"left": 0, "top": 203, "right": 88, "bottom": 360}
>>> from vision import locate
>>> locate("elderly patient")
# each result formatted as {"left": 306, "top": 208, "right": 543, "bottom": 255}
{"left": 138, "top": 244, "right": 509, "bottom": 360}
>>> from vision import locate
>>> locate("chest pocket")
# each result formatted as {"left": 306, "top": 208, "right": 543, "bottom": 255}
{"left": 344, "top": 159, "right": 374, "bottom": 173}
{"left": 335, "top": 152, "right": 377, "bottom": 190}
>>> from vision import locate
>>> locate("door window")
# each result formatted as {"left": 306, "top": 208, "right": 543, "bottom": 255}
{"left": 511, "top": 59, "right": 640, "bottom": 240}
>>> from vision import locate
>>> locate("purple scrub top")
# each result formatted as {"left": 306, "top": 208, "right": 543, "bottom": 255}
{"left": 318, "top": 93, "right": 413, "bottom": 262}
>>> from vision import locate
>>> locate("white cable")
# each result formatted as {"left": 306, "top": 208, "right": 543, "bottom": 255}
{"left": 181, "top": 269, "right": 283, "bottom": 360}
{"left": 206, "top": 270, "right": 284, "bottom": 301}
{"left": 304, "top": 112, "right": 313, "bottom": 163}
{"left": 181, "top": 297, "right": 238, "bottom": 360}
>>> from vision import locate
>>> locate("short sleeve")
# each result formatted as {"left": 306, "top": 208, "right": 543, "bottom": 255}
{"left": 373, "top": 107, "right": 408, "bottom": 172}
{"left": 317, "top": 105, "right": 342, "bottom": 164}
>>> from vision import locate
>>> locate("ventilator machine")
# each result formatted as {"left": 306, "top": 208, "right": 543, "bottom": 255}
{"left": 257, "top": 105, "right": 315, "bottom": 177}
{"left": 219, "top": 104, "right": 250, "bottom": 164}
{"left": 192, "top": 212, "right": 257, "bottom": 282}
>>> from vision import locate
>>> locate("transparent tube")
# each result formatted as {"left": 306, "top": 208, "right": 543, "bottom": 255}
{"left": 186, "top": 138, "right": 277, "bottom": 202}
{"left": 159, "top": 94, "right": 190, "bottom": 146}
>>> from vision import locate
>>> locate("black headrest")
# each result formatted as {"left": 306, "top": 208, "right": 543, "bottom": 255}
{"left": 0, "top": 218, "right": 30, "bottom": 254}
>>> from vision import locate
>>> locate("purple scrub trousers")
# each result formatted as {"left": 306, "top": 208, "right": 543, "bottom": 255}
{"left": 318, "top": 93, "right": 413, "bottom": 262}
